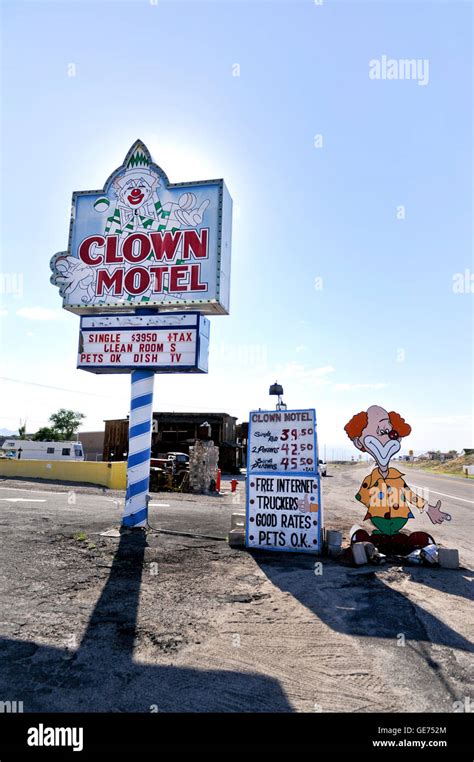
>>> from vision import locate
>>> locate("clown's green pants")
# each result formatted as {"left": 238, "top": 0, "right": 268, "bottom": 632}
{"left": 371, "top": 517, "right": 408, "bottom": 536}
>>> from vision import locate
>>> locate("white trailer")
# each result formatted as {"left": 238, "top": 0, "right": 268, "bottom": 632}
{"left": 1, "top": 440, "right": 85, "bottom": 461}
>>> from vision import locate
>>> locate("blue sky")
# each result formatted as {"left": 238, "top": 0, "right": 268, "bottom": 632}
{"left": 1, "top": 0, "right": 472, "bottom": 456}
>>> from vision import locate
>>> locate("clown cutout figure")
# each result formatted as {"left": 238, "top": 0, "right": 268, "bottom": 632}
{"left": 344, "top": 406, "right": 451, "bottom": 539}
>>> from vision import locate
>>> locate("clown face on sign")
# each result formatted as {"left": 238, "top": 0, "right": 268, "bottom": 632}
{"left": 98, "top": 145, "right": 209, "bottom": 240}
{"left": 114, "top": 167, "right": 159, "bottom": 219}
{"left": 344, "top": 405, "right": 451, "bottom": 538}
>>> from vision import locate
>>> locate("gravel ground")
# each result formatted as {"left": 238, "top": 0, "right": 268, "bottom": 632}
{"left": 0, "top": 467, "right": 472, "bottom": 712}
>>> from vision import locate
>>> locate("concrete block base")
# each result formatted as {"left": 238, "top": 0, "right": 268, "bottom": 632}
{"left": 438, "top": 548, "right": 459, "bottom": 569}
{"left": 228, "top": 528, "right": 245, "bottom": 547}
{"left": 352, "top": 542, "right": 368, "bottom": 566}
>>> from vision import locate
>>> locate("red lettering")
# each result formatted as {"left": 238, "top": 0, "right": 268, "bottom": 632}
{"left": 79, "top": 353, "right": 103, "bottom": 363}
{"left": 122, "top": 233, "right": 151, "bottom": 264}
{"left": 96, "top": 268, "right": 124, "bottom": 296}
{"left": 169, "top": 265, "right": 188, "bottom": 292}
{"left": 182, "top": 229, "right": 208, "bottom": 259}
{"left": 124, "top": 266, "right": 150, "bottom": 295}
{"left": 190, "top": 263, "right": 207, "bottom": 291}
{"left": 149, "top": 266, "right": 168, "bottom": 293}
{"left": 79, "top": 235, "right": 104, "bottom": 265}
{"left": 150, "top": 230, "right": 182, "bottom": 261}
{"left": 104, "top": 235, "right": 121, "bottom": 264}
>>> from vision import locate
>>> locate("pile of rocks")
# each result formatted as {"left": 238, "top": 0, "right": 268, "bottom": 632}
{"left": 188, "top": 440, "right": 219, "bottom": 493}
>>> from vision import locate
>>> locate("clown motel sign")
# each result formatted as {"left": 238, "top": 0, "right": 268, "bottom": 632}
{"left": 50, "top": 140, "right": 232, "bottom": 315}
{"left": 50, "top": 140, "right": 232, "bottom": 530}
{"left": 77, "top": 312, "right": 209, "bottom": 373}
{"left": 246, "top": 409, "right": 322, "bottom": 553}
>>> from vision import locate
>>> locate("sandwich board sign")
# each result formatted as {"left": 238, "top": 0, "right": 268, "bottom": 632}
{"left": 50, "top": 140, "right": 232, "bottom": 527}
{"left": 246, "top": 409, "right": 322, "bottom": 553}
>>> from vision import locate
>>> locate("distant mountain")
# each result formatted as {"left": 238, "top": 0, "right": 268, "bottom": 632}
{"left": 0, "top": 428, "right": 17, "bottom": 436}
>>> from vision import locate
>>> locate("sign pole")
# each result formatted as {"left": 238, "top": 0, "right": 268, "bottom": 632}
{"left": 122, "top": 368, "right": 155, "bottom": 528}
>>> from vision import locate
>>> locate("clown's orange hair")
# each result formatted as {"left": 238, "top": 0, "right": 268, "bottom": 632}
{"left": 344, "top": 410, "right": 411, "bottom": 439}
{"left": 344, "top": 411, "right": 368, "bottom": 440}
{"left": 388, "top": 411, "right": 411, "bottom": 437}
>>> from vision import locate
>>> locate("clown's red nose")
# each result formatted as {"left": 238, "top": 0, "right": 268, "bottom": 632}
{"left": 130, "top": 189, "right": 141, "bottom": 196}
{"left": 389, "top": 430, "right": 399, "bottom": 440}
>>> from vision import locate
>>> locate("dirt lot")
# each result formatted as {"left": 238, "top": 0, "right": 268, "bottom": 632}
{"left": 0, "top": 465, "right": 472, "bottom": 712}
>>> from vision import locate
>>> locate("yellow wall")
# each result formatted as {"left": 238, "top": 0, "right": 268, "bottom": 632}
{"left": 0, "top": 459, "right": 127, "bottom": 490}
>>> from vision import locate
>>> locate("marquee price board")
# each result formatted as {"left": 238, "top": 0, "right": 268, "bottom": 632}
{"left": 247, "top": 409, "right": 317, "bottom": 474}
{"left": 77, "top": 312, "right": 209, "bottom": 373}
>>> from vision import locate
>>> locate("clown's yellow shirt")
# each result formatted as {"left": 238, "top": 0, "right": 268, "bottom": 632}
{"left": 355, "top": 467, "right": 426, "bottom": 520}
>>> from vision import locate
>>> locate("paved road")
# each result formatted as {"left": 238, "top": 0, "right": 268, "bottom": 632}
{"left": 398, "top": 467, "right": 474, "bottom": 505}
{"left": 0, "top": 469, "right": 472, "bottom": 713}
{"left": 398, "top": 467, "right": 473, "bottom": 566}
{"left": 0, "top": 481, "right": 234, "bottom": 536}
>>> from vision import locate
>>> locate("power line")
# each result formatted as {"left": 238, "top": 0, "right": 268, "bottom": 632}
{"left": 0, "top": 376, "right": 246, "bottom": 415}
{"left": 0, "top": 376, "right": 116, "bottom": 398}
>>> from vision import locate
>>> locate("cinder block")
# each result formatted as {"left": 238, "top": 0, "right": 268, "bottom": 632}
{"left": 326, "top": 530, "right": 342, "bottom": 547}
{"left": 231, "top": 512, "right": 245, "bottom": 530}
{"left": 326, "top": 529, "right": 343, "bottom": 556}
{"left": 228, "top": 528, "right": 245, "bottom": 547}
{"left": 438, "top": 548, "right": 459, "bottom": 569}
{"left": 352, "top": 542, "right": 368, "bottom": 566}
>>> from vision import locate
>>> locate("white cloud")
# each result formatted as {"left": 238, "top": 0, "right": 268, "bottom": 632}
{"left": 0, "top": 308, "right": 8, "bottom": 317}
{"left": 295, "top": 345, "right": 307, "bottom": 353}
{"left": 335, "top": 382, "right": 388, "bottom": 391}
{"left": 16, "top": 306, "right": 65, "bottom": 321}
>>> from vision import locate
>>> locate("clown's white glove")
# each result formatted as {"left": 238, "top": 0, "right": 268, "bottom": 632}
{"left": 174, "top": 195, "right": 210, "bottom": 228}
{"left": 52, "top": 256, "right": 95, "bottom": 304}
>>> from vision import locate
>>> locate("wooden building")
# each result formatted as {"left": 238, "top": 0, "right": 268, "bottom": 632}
{"left": 78, "top": 431, "right": 105, "bottom": 461}
{"left": 103, "top": 412, "right": 243, "bottom": 473}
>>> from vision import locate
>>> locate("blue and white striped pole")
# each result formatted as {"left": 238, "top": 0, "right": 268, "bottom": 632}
{"left": 122, "top": 369, "right": 155, "bottom": 528}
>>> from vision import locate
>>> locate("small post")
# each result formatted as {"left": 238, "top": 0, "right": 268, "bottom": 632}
{"left": 123, "top": 369, "right": 155, "bottom": 528}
